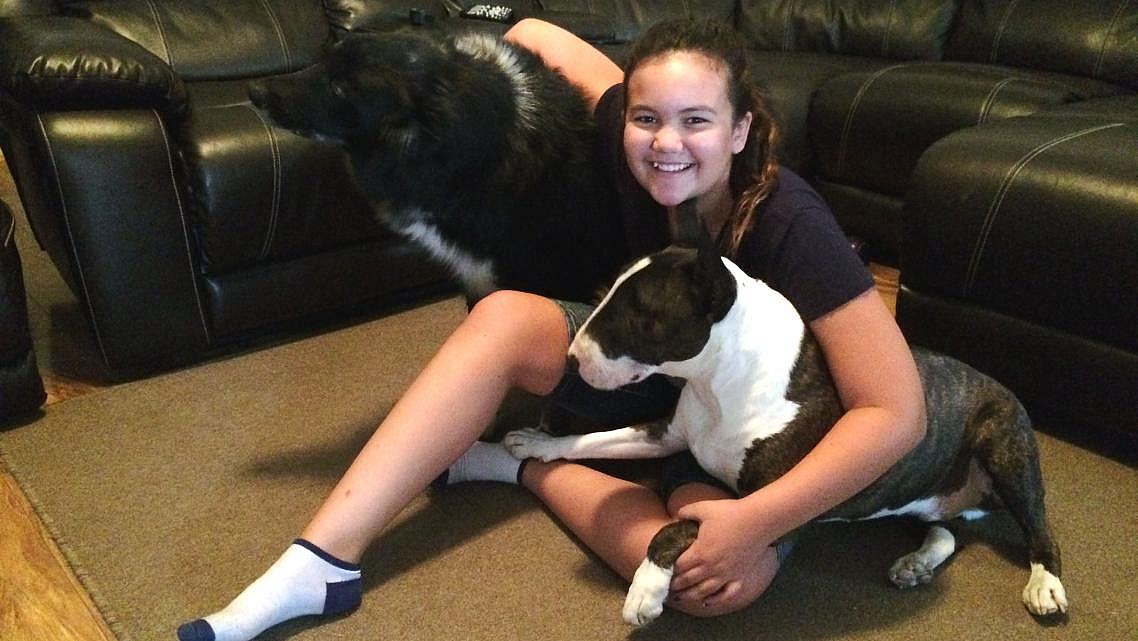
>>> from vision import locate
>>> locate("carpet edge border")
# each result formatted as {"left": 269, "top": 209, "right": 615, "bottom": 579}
{"left": 0, "top": 448, "right": 130, "bottom": 641}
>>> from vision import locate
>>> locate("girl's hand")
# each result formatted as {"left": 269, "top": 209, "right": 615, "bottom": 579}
{"left": 667, "top": 498, "right": 777, "bottom": 613}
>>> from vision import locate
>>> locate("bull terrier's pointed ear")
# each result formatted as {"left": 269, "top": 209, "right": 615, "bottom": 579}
{"left": 672, "top": 198, "right": 705, "bottom": 249}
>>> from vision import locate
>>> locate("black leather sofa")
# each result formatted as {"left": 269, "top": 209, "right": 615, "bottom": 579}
{"left": 0, "top": 0, "right": 455, "bottom": 376}
{"left": 1, "top": 198, "right": 46, "bottom": 424}
{"left": 0, "top": 1, "right": 1134, "bottom": 440}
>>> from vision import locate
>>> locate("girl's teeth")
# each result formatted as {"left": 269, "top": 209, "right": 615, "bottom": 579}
{"left": 653, "top": 162, "right": 691, "bottom": 172}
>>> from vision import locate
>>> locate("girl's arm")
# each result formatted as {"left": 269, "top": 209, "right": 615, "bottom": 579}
{"left": 672, "top": 287, "right": 926, "bottom": 604}
{"left": 504, "top": 18, "right": 623, "bottom": 112}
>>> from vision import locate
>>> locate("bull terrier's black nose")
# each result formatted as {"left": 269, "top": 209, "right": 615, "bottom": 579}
{"left": 566, "top": 353, "right": 580, "bottom": 373}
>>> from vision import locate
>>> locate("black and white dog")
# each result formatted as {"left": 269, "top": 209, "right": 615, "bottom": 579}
{"left": 250, "top": 30, "right": 626, "bottom": 302}
{"left": 503, "top": 237, "right": 1067, "bottom": 625}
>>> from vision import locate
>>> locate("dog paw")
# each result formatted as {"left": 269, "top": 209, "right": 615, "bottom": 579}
{"left": 889, "top": 553, "right": 937, "bottom": 588}
{"left": 503, "top": 428, "right": 568, "bottom": 462}
{"left": 1023, "top": 563, "right": 1068, "bottom": 615}
{"left": 623, "top": 559, "right": 672, "bottom": 626}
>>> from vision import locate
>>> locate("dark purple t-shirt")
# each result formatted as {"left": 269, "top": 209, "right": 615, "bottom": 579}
{"left": 595, "top": 84, "right": 873, "bottom": 322}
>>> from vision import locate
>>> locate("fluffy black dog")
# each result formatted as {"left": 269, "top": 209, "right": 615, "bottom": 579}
{"left": 249, "top": 30, "right": 627, "bottom": 303}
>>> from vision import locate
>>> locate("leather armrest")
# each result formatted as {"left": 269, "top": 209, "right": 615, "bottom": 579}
{"left": 0, "top": 16, "right": 185, "bottom": 114}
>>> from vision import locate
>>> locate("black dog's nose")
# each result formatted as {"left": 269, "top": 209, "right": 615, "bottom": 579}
{"left": 565, "top": 353, "right": 580, "bottom": 373}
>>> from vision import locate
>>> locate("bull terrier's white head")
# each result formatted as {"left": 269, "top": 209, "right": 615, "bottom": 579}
{"left": 568, "top": 244, "right": 737, "bottom": 390}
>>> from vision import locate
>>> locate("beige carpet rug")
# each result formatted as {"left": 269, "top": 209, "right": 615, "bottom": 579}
{"left": 1, "top": 295, "right": 1136, "bottom": 641}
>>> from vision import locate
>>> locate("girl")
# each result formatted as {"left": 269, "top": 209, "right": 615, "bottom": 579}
{"left": 178, "top": 18, "right": 924, "bottom": 641}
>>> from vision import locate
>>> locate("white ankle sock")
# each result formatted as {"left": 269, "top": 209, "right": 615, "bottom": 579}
{"left": 435, "top": 440, "right": 525, "bottom": 486}
{"left": 177, "top": 539, "right": 361, "bottom": 641}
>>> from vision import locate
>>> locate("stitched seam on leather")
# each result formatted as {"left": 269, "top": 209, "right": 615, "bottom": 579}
{"left": 2, "top": 211, "right": 14, "bottom": 248}
{"left": 258, "top": 0, "right": 293, "bottom": 72}
{"left": 153, "top": 110, "right": 212, "bottom": 344}
{"left": 245, "top": 105, "right": 282, "bottom": 260}
{"left": 782, "top": 3, "right": 793, "bottom": 51}
{"left": 881, "top": 0, "right": 897, "bottom": 57}
{"left": 143, "top": 0, "right": 176, "bottom": 74}
{"left": 991, "top": 0, "right": 1022, "bottom": 64}
{"left": 836, "top": 63, "right": 911, "bottom": 178}
{"left": 977, "top": 77, "right": 1016, "bottom": 123}
{"left": 35, "top": 115, "right": 111, "bottom": 365}
{"left": 1095, "top": 0, "right": 1131, "bottom": 79}
{"left": 963, "top": 122, "right": 1124, "bottom": 295}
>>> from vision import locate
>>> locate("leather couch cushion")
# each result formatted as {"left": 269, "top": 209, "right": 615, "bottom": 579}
{"left": 180, "top": 86, "right": 387, "bottom": 276}
{"left": 737, "top": 0, "right": 958, "bottom": 60}
{"left": 946, "top": 0, "right": 1138, "bottom": 90}
{"left": 745, "top": 50, "right": 887, "bottom": 173}
{"left": 65, "top": 0, "right": 330, "bottom": 80}
{"left": 810, "top": 62, "right": 1128, "bottom": 198}
{"left": 902, "top": 116, "right": 1138, "bottom": 353}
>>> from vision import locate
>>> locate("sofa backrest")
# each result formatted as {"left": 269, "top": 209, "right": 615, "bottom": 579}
{"left": 945, "top": 0, "right": 1138, "bottom": 89}
{"left": 63, "top": 0, "right": 331, "bottom": 80}
{"left": 535, "top": 0, "right": 737, "bottom": 43}
{"left": 325, "top": 0, "right": 737, "bottom": 43}
{"left": 736, "top": 0, "right": 960, "bottom": 60}
{"left": 323, "top": 0, "right": 454, "bottom": 32}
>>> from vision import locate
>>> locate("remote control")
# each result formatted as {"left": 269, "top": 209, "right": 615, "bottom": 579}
{"left": 461, "top": 4, "right": 515, "bottom": 23}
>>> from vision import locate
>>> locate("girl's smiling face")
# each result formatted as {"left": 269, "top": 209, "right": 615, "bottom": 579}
{"left": 623, "top": 51, "right": 752, "bottom": 217}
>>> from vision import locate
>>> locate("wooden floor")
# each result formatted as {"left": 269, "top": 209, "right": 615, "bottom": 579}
{"left": 0, "top": 150, "right": 898, "bottom": 640}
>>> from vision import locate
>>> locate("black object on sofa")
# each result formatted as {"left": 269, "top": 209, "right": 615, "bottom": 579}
{"left": 1, "top": 198, "right": 46, "bottom": 424}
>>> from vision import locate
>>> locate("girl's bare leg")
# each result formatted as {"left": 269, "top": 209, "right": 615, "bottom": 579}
{"left": 521, "top": 461, "right": 781, "bottom": 618}
{"left": 302, "top": 291, "right": 570, "bottom": 560}
{"left": 178, "top": 291, "right": 569, "bottom": 641}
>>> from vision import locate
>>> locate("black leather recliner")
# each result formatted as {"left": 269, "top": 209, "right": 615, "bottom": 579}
{"left": 0, "top": 0, "right": 457, "bottom": 376}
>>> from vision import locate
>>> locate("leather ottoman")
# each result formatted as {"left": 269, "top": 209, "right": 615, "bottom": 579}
{"left": 897, "top": 112, "right": 1138, "bottom": 437}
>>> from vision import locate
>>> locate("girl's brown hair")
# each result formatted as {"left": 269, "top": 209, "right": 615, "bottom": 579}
{"left": 622, "top": 18, "right": 781, "bottom": 257}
